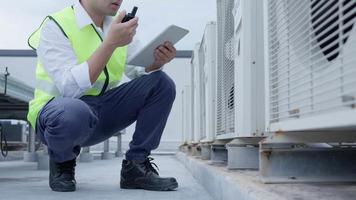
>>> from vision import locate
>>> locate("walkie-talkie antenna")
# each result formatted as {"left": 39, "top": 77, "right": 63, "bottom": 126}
{"left": 131, "top": 6, "right": 138, "bottom": 16}
{"left": 122, "top": 6, "right": 139, "bottom": 22}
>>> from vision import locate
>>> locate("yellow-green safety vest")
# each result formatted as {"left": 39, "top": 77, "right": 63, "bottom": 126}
{"left": 27, "top": 6, "right": 127, "bottom": 129}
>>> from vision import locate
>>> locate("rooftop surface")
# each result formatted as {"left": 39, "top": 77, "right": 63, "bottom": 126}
{"left": 0, "top": 155, "right": 213, "bottom": 200}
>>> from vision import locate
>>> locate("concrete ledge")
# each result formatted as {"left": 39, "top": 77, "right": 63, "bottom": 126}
{"left": 176, "top": 152, "right": 356, "bottom": 200}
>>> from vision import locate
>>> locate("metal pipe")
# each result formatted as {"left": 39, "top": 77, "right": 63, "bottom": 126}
{"left": 103, "top": 139, "right": 109, "bottom": 153}
{"left": 116, "top": 129, "right": 125, "bottom": 157}
{"left": 28, "top": 125, "right": 35, "bottom": 153}
{"left": 117, "top": 134, "right": 122, "bottom": 153}
{"left": 4, "top": 67, "right": 10, "bottom": 95}
{"left": 82, "top": 146, "right": 90, "bottom": 153}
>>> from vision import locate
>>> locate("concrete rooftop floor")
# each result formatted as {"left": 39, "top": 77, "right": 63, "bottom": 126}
{"left": 0, "top": 155, "right": 213, "bottom": 200}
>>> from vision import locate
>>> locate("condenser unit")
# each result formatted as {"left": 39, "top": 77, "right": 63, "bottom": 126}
{"left": 198, "top": 22, "right": 218, "bottom": 143}
{"left": 261, "top": 0, "right": 356, "bottom": 182}
{"left": 191, "top": 43, "right": 202, "bottom": 144}
{"left": 182, "top": 85, "right": 193, "bottom": 145}
{"left": 265, "top": 0, "right": 356, "bottom": 132}
{"left": 215, "top": 0, "right": 265, "bottom": 140}
{"left": 215, "top": 0, "right": 236, "bottom": 140}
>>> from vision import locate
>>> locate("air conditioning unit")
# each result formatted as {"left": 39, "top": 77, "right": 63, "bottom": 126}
{"left": 191, "top": 43, "right": 202, "bottom": 144}
{"left": 265, "top": 0, "right": 356, "bottom": 132}
{"left": 181, "top": 85, "right": 193, "bottom": 145}
{"left": 0, "top": 120, "right": 27, "bottom": 149}
{"left": 215, "top": 0, "right": 265, "bottom": 140}
{"left": 233, "top": 0, "right": 265, "bottom": 137}
{"left": 261, "top": 0, "right": 356, "bottom": 183}
{"left": 215, "top": 0, "right": 236, "bottom": 140}
{"left": 198, "top": 22, "right": 218, "bottom": 143}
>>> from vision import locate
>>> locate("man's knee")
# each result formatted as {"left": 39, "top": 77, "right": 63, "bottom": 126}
{"left": 152, "top": 71, "right": 176, "bottom": 100}
{"left": 41, "top": 98, "right": 98, "bottom": 132}
{"left": 62, "top": 98, "right": 97, "bottom": 126}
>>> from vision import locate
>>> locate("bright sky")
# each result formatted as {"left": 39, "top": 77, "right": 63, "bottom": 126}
{"left": 0, "top": 0, "right": 217, "bottom": 50}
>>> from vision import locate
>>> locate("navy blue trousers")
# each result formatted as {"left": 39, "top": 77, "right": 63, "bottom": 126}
{"left": 36, "top": 71, "right": 176, "bottom": 163}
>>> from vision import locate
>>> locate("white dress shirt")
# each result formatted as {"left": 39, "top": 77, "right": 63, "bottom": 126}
{"left": 37, "top": 2, "right": 160, "bottom": 98}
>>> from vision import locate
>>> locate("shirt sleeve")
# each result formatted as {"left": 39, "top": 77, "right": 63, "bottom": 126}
{"left": 37, "top": 19, "right": 92, "bottom": 98}
{"left": 124, "top": 37, "right": 163, "bottom": 80}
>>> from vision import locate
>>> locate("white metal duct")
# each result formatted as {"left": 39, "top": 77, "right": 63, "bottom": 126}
{"left": 216, "top": 0, "right": 236, "bottom": 138}
{"left": 266, "top": 0, "right": 356, "bottom": 131}
{"left": 199, "top": 22, "right": 218, "bottom": 143}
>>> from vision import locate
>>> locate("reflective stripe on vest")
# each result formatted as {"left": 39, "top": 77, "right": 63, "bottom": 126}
{"left": 36, "top": 79, "right": 121, "bottom": 96}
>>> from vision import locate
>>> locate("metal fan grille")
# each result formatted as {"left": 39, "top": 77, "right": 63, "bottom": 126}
{"left": 268, "top": 0, "right": 356, "bottom": 124}
{"left": 216, "top": 0, "right": 235, "bottom": 135}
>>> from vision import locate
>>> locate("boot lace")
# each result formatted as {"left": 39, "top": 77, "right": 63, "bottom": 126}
{"left": 144, "top": 157, "right": 159, "bottom": 175}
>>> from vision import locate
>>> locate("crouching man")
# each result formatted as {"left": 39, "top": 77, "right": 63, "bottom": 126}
{"left": 28, "top": 0, "right": 178, "bottom": 192}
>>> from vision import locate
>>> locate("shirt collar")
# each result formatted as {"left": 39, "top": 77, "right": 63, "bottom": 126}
{"left": 73, "top": 1, "right": 113, "bottom": 30}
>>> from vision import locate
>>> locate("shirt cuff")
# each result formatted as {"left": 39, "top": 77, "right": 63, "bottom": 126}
{"left": 136, "top": 66, "right": 164, "bottom": 77}
{"left": 70, "top": 62, "right": 92, "bottom": 91}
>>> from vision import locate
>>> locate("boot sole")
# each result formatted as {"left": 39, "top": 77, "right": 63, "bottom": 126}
{"left": 120, "top": 181, "right": 178, "bottom": 191}
{"left": 50, "top": 183, "right": 76, "bottom": 192}
{"left": 50, "top": 186, "right": 76, "bottom": 192}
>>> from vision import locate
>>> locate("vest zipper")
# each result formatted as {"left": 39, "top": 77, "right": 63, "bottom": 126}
{"left": 91, "top": 24, "right": 110, "bottom": 96}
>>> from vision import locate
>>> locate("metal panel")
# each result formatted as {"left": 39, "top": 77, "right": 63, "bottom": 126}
{"left": 0, "top": 50, "right": 37, "bottom": 57}
{"left": 0, "top": 72, "right": 34, "bottom": 102}
{"left": 0, "top": 71, "right": 34, "bottom": 120}
{"left": 0, "top": 49, "right": 192, "bottom": 58}
{"left": 266, "top": 0, "right": 356, "bottom": 131}
{"left": 233, "top": 0, "right": 266, "bottom": 137}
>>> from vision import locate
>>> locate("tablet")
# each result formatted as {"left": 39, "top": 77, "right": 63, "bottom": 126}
{"left": 127, "top": 25, "right": 189, "bottom": 67}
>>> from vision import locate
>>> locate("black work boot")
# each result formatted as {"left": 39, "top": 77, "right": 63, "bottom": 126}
{"left": 49, "top": 158, "right": 77, "bottom": 192}
{"left": 120, "top": 157, "right": 178, "bottom": 191}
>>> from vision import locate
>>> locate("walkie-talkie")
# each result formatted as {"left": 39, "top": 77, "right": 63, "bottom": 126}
{"left": 122, "top": 6, "right": 138, "bottom": 23}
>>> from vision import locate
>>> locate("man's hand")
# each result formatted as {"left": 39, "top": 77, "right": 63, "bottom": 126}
{"left": 104, "top": 10, "right": 139, "bottom": 49}
{"left": 146, "top": 42, "right": 176, "bottom": 72}
{"left": 88, "top": 11, "right": 138, "bottom": 84}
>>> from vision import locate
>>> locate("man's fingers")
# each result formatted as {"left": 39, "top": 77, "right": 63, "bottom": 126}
{"left": 160, "top": 45, "right": 175, "bottom": 60}
{"left": 115, "top": 10, "right": 126, "bottom": 23}
{"left": 167, "top": 45, "right": 176, "bottom": 55}
{"left": 161, "top": 45, "right": 173, "bottom": 53}
{"left": 158, "top": 46, "right": 171, "bottom": 57}
{"left": 164, "top": 42, "right": 175, "bottom": 50}
{"left": 163, "top": 42, "right": 176, "bottom": 55}
{"left": 155, "top": 41, "right": 176, "bottom": 64}
{"left": 155, "top": 50, "right": 167, "bottom": 61}
{"left": 129, "top": 30, "right": 137, "bottom": 38}
{"left": 128, "top": 25, "right": 138, "bottom": 38}
{"left": 154, "top": 54, "right": 164, "bottom": 62}
{"left": 169, "top": 45, "right": 176, "bottom": 54}
{"left": 155, "top": 50, "right": 165, "bottom": 59}
{"left": 125, "top": 17, "right": 139, "bottom": 27}
{"left": 129, "top": 24, "right": 139, "bottom": 32}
